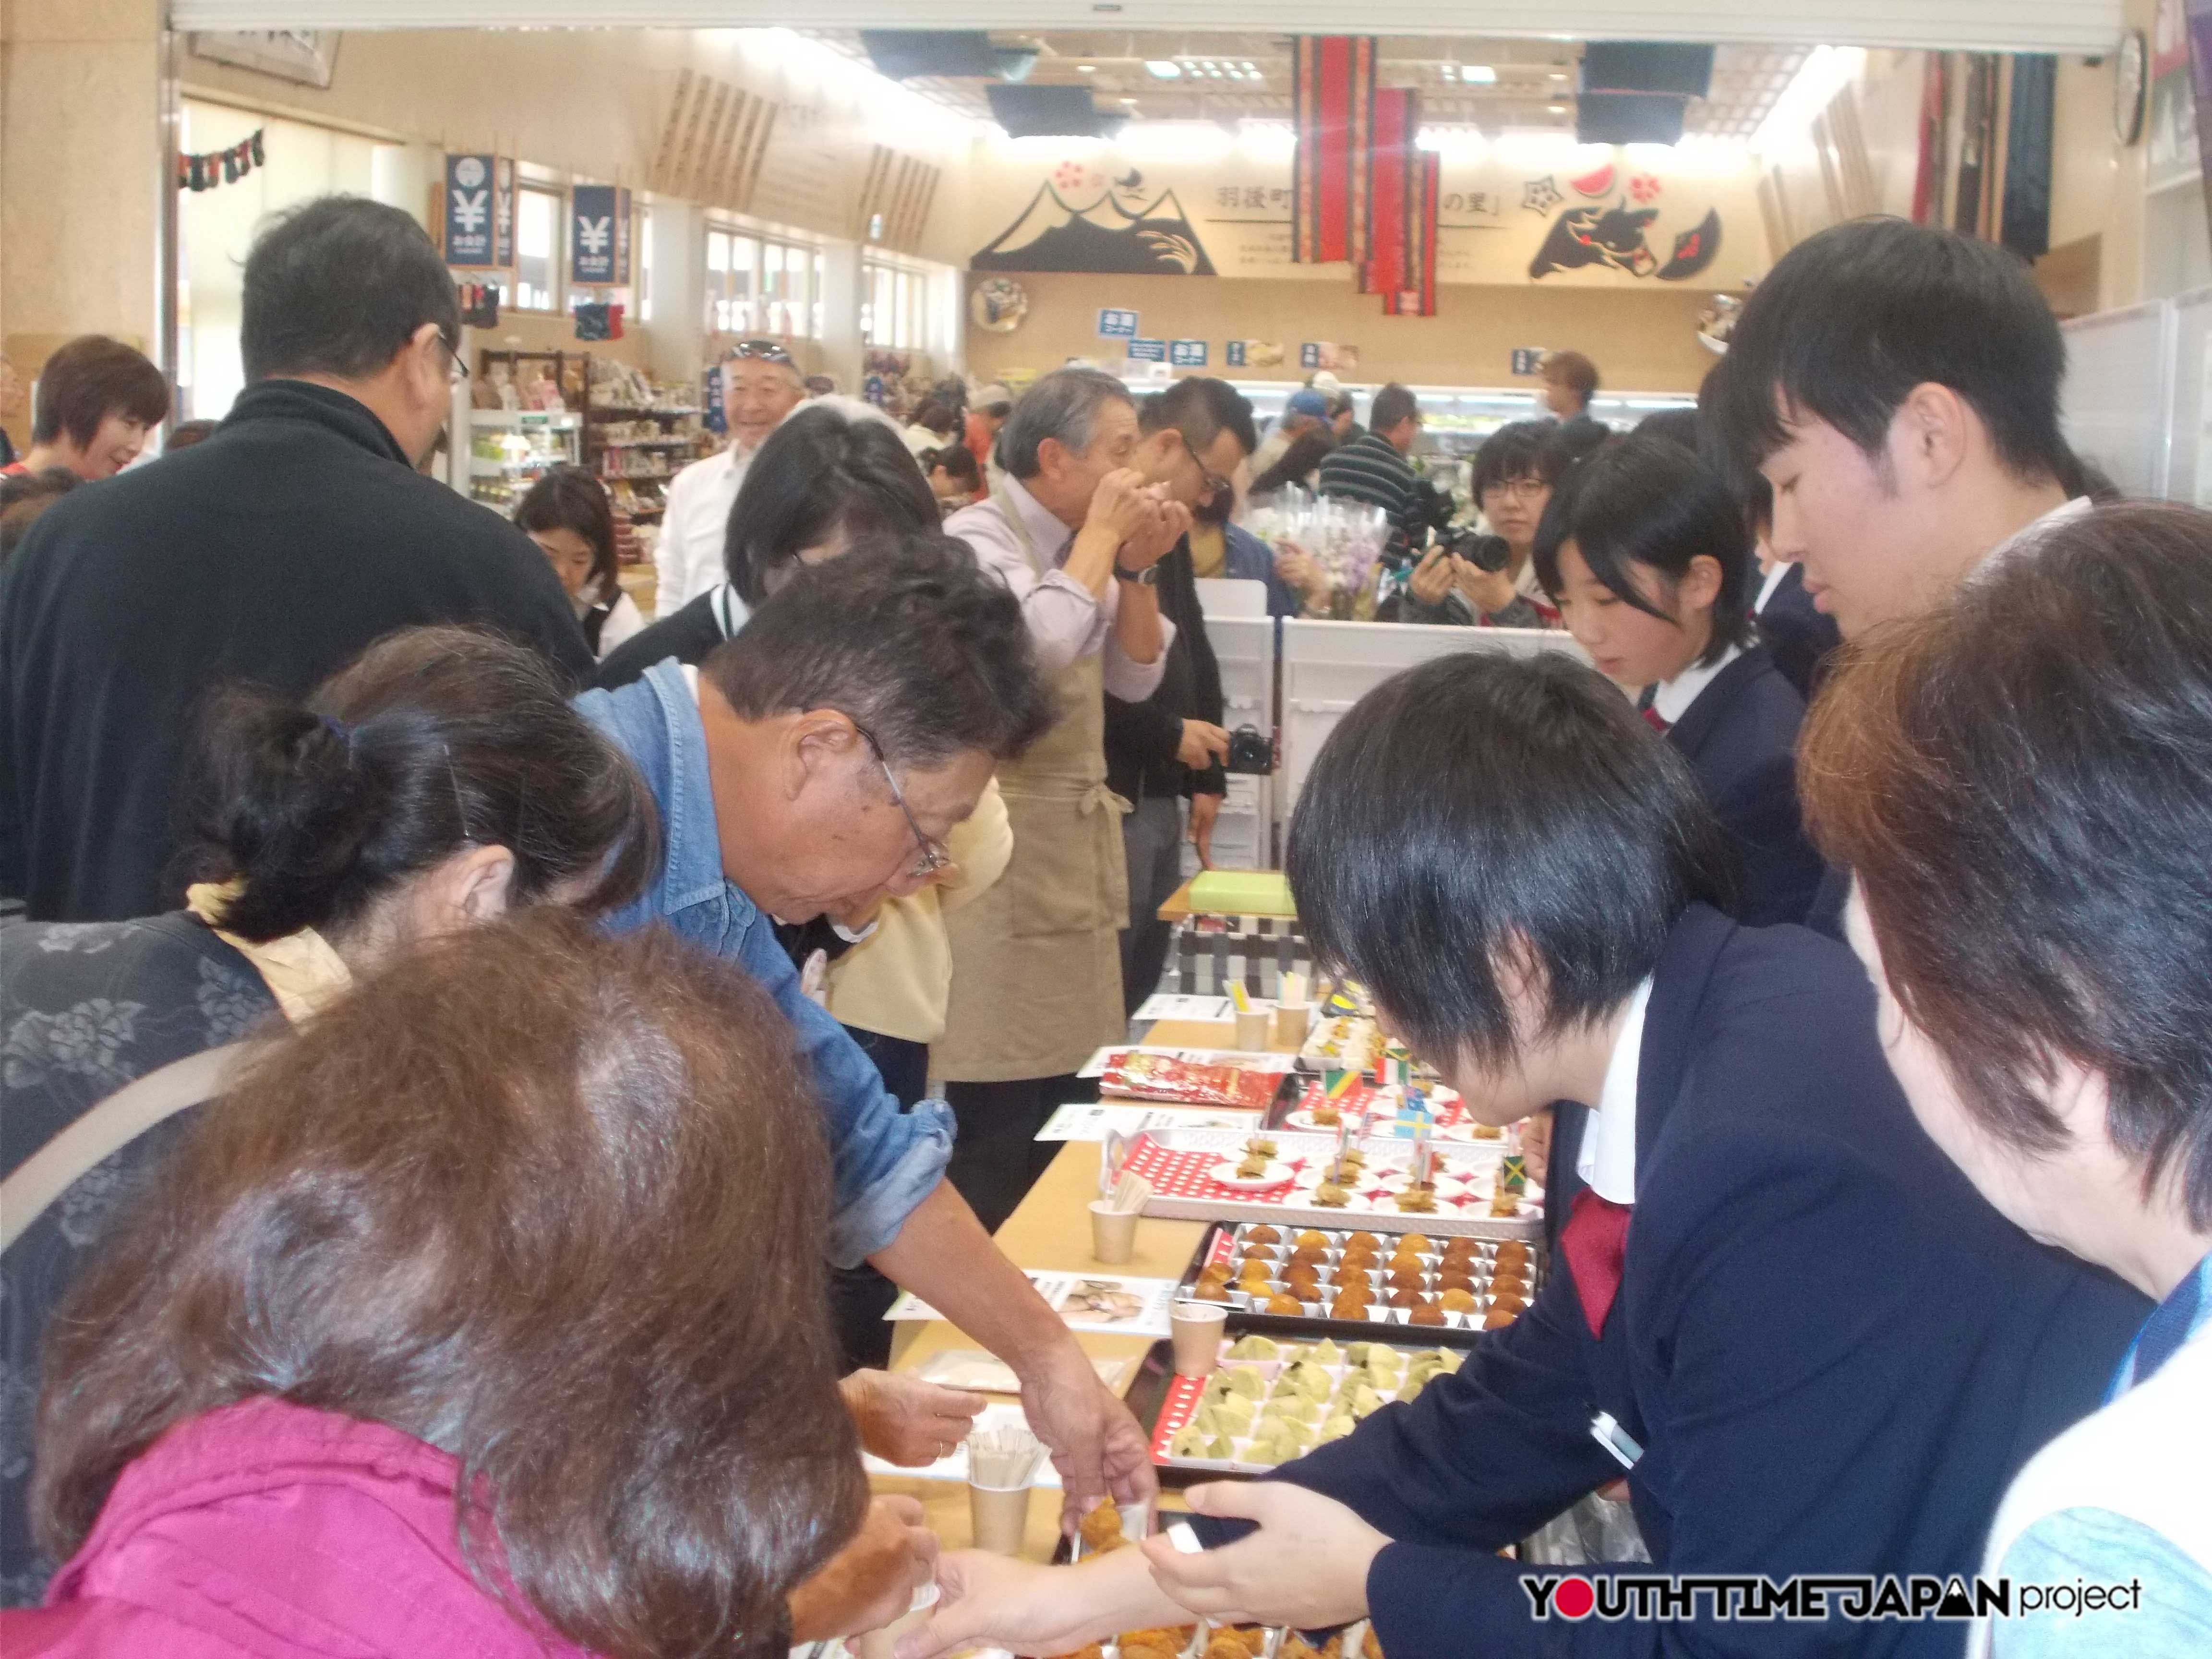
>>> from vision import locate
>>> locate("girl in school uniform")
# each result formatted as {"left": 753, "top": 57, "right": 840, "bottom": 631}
{"left": 1535, "top": 431, "right": 1825, "bottom": 927}
{"left": 515, "top": 466, "right": 647, "bottom": 660}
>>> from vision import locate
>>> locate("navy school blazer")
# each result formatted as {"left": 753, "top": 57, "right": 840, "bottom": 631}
{"left": 1198, "top": 906, "right": 2147, "bottom": 1657}
{"left": 1665, "top": 646, "right": 1826, "bottom": 929}
{"left": 1754, "top": 563, "right": 1844, "bottom": 705}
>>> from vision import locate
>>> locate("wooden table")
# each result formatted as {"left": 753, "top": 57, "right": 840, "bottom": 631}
{"left": 1155, "top": 874, "right": 1298, "bottom": 925}
{"left": 877, "top": 1019, "right": 1234, "bottom": 1556}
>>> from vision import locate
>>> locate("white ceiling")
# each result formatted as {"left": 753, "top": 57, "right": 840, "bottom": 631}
{"left": 807, "top": 32, "right": 1811, "bottom": 138}
{"left": 169, "top": 1, "right": 2123, "bottom": 56}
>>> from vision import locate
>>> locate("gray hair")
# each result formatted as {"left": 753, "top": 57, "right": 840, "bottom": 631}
{"left": 996, "top": 368, "right": 1133, "bottom": 480}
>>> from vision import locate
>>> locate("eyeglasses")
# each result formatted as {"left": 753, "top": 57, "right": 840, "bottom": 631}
{"left": 1483, "top": 477, "right": 1547, "bottom": 503}
{"left": 1176, "top": 430, "right": 1233, "bottom": 504}
{"left": 442, "top": 334, "right": 470, "bottom": 385}
{"left": 854, "top": 723, "right": 951, "bottom": 880}
{"left": 731, "top": 339, "right": 796, "bottom": 367}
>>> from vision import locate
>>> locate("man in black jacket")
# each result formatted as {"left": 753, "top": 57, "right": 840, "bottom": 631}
{"left": 0, "top": 197, "right": 590, "bottom": 921}
{"left": 1106, "top": 381, "right": 1254, "bottom": 1013}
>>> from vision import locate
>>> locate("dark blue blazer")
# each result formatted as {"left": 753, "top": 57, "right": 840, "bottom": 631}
{"left": 1666, "top": 646, "right": 1824, "bottom": 929}
{"left": 1214, "top": 907, "right": 2146, "bottom": 1657}
{"left": 1754, "top": 563, "right": 1843, "bottom": 704}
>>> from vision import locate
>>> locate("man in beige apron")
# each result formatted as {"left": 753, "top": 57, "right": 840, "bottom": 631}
{"left": 938, "top": 368, "right": 1199, "bottom": 1229}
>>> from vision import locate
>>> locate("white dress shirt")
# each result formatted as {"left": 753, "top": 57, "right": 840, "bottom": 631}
{"left": 1753, "top": 560, "right": 1792, "bottom": 615}
{"left": 942, "top": 474, "right": 1174, "bottom": 702}
{"left": 1649, "top": 641, "right": 1743, "bottom": 727}
{"left": 1575, "top": 975, "right": 1653, "bottom": 1205}
{"left": 1972, "top": 494, "right": 2093, "bottom": 583}
{"left": 654, "top": 443, "right": 753, "bottom": 615}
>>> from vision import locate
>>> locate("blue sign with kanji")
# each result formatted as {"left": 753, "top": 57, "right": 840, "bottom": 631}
{"left": 571, "top": 184, "right": 631, "bottom": 287}
{"left": 1226, "top": 340, "right": 1248, "bottom": 368}
{"left": 1300, "top": 343, "right": 1323, "bottom": 369}
{"left": 444, "top": 154, "right": 500, "bottom": 268}
{"left": 1098, "top": 308, "right": 1140, "bottom": 338}
{"left": 1511, "top": 348, "right": 1545, "bottom": 376}
{"left": 1169, "top": 339, "right": 1208, "bottom": 368}
{"left": 1126, "top": 337, "right": 1167, "bottom": 362}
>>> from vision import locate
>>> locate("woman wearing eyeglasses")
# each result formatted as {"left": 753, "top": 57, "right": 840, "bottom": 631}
{"left": 1398, "top": 419, "right": 1567, "bottom": 627}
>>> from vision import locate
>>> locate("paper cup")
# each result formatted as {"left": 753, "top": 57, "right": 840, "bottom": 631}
{"left": 1088, "top": 1199, "right": 1139, "bottom": 1264}
{"left": 1170, "top": 1300, "right": 1228, "bottom": 1377}
{"left": 1273, "top": 1001, "right": 1312, "bottom": 1050}
{"left": 853, "top": 1580, "right": 941, "bottom": 1659}
{"left": 968, "top": 1475, "right": 1035, "bottom": 1556}
{"left": 1234, "top": 1007, "right": 1273, "bottom": 1050}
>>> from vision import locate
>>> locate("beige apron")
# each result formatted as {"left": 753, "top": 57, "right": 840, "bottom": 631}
{"left": 936, "top": 492, "right": 1131, "bottom": 1082}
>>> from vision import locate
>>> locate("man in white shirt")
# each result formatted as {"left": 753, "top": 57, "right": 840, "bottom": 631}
{"left": 655, "top": 339, "right": 807, "bottom": 614}
{"left": 1706, "top": 218, "right": 2093, "bottom": 642}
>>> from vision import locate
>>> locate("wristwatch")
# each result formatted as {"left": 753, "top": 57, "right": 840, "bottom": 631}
{"left": 1114, "top": 561, "right": 1159, "bottom": 587}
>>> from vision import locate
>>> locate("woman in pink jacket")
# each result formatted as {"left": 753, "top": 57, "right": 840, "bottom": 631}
{"left": 5, "top": 910, "right": 902, "bottom": 1659}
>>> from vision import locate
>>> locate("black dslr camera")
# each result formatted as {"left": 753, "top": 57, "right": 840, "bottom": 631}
{"left": 1226, "top": 725, "right": 1273, "bottom": 775}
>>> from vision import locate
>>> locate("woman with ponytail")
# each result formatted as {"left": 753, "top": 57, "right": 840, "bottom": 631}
{"left": 0, "top": 625, "right": 658, "bottom": 1605}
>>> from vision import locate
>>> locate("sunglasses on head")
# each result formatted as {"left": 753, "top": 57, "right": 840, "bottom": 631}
{"left": 731, "top": 340, "right": 796, "bottom": 367}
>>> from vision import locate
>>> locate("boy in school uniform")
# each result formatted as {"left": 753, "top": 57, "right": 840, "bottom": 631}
{"left": 897, "top": 650, "right": 2146, "bottom": 1659}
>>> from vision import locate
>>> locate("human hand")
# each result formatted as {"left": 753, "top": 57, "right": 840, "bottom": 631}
{"left": 840, "top": 1369, "right": 987, "bottom": 1467}
{"left": 1407, "top": 546, "right": 1453, "bottom": 607}
{"left": 1177, "top": 721, "right": 1230, "bottom": 772}
{"left": 1085, "top": 469, "right": 1157, "bottom": 545}
{"left": 1018, "top": 1339, "right": 1158, "bottom": 1532}
{"left": 1450, "top": 555, "right": 1517, "bottom": 618}
{"left": 1519, "top": 1106, "right": 1553, "bottom": 1186}
{"left": 789, "top": 1495, "right": 940, "bottom": 1642}
{"left": 894, "top": 1550, "right": 1093, "bottom": 1659}
{"left": 1140, "top": 1482, "right": 1385, "bottom": 1630}
{"left": 1189, "top": 792, "right": 1221, "bottom": 869}
{"left": 1120, "top": 493, "right": 1193, "bottom": 572}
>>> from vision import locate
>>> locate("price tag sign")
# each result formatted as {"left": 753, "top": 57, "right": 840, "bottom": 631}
{"left": 1098, "top": 308, "right": 1141, "bottom": 338}
{"left": 1127, "top": 337, "right": 1168, "bottom": 362}
{"left": 1169, "top": 339, "right": 1208, "bottom": 368}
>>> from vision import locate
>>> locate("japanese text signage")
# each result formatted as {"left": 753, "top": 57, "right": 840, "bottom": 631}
{"left": 1511, "top": 348, "right": 1545, "bottom": 376}
{"left": 1098, "top": 308, "right": 1141, "bottom": 338}
{"left": 1226, "top": 340, "right": 1248, "bottom": 368}
{"left": 443, "top": 153, "right": 513, "bottom": 269}
{"left": 1126, "top": 337, "right": 1167, "bottom": 362}
{"left": 570, "top": 184, "right": 633, "bottom": 287}
{"left": 1169, "top": 339, "right": 1208, "bottom": 368}
{"left": 1300, "top": 343, "right": 1323, "bottom": 369}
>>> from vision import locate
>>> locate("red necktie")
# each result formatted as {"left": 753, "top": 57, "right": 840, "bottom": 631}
{"left": 1561, "top": 1188, "right": 1634, "bottom": 1337}
{"left": 1640, "top": 704, "right": 1670, "bottom": 735}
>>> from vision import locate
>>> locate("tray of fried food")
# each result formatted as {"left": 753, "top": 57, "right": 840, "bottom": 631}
{"left": 1186, "top": 1225, "right": 1538, "bottom": 1334}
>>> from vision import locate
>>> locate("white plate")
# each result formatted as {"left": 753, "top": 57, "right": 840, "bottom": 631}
{"left": 1284, "top": 1110, "right": 1354, "bottom": 1132}
{"left": 1439, "top": 1122, "right": 1508, "bottom": 1144}
{"left": 1208, "top": 1159, "right": 1297, "bottom": 1190}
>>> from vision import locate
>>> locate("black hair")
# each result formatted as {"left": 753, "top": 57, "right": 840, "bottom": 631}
{"left": 1634, "top": 407, "right": 1703, "bottom": 456}
{"left": 1370, "top": 384, "right": 1419, "bottom": 434}
{"left": 514, "top": 466, "right": 619, "bottom": 603}
{"left": 1251, "top": 427, "right": 1336, "bottom": 497}
{"left": 1543, "top": 349, "right": 1600, "bottom": 403}
{"left": 0, "top": 467, "right": 81, "bottom": 564}
{"left": 724, "top": 404, "right": 939, "bottom": 605}
{"left": 1328, "top": 393, "right": 1358, "bottom": 421}
{"left": 1532, "top": 433, "right": 1754, "bottom": 666}
{"left": 925, "top": 443, "right": 981, "bottom": 488}
{"left": 185, "top": 626, "right": 659, "bottom": 943}
{"left": 705, "top": 532, "right": 1054, "bottom": 772}
{"left": 166, "top": 419, "right": 221, "bottom": 451}
{"left": 909, "top": 400, "right": 957, "bottom": 437}
{"left": 997, "top": 368, "right": 1132, "bottom": 479}
{"left": 1287, "top": 650, "right": 1730, "bottom": 1074}
{"left": 1139, "top": 376, "right": 1260, "bottom": 462}
{"left": 1705, "top": 216, "right": 2078, "bottom": 492}
{"left": 28, "top": 336, "right": 169, "bottom": 447}
{"left": 242, "top": 196, "right": 464, "bottom": 383}
{"left": 1472, "top": 419, "right": 1558, "bottom": 497}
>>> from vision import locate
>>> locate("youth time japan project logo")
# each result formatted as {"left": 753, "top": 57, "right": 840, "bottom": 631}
{"left": 1520, "top": 1572, "right": 2145, "bottom": 1623}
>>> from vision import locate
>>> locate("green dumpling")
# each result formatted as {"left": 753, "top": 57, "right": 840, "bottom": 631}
{"left": 1309, "top": 1338, "right": 1344, "bottom": 1366}
{"left": 1261, "top": 1396, "right": 1319, "bottom": 1425}
{"left": 1206, "top": 1435, "right": 1237, "bottom": 1459}
{"left": 1243, "top": 1439, "right": 1290, "bottom": 1467}
{"left": 1320, "top": 1412, "right": 1357, "bottom": 1443}
{"left": 1227, "top": 1334, "right": 1280, "bottom": 1360}
{"left": 1170, "top": 1425, "right": 1209, "bottom": 1458}
{"left": 1347, "top": 1383, "right": 1386, "bottom": 1419}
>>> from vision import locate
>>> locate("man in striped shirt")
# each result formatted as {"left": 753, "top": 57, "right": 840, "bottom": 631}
{"left": 1315, "top": 382, "right": 1426, "bottom": 546}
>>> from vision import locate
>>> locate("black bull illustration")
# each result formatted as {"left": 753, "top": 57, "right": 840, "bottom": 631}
{"left": 1529, "top": 202, "right": 1722, "bottom": 282}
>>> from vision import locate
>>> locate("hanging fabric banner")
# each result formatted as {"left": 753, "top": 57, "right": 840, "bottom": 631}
{"left": 1361, "top": 86, "right": 1417, "bottom": 301}
{"left": 570, "top": 184, "right": 633, "bottom": 287}
{"left": 492, "top": 157, "right": 517, "bottom": 272}
{"left": 1291, "top": 36, "right": 1375, "bottom": 264}
{"left": 1999, "top": 55, "right": 2056, "bottom": 259}
{"left": 1383, "top": 150, "right": 1441, "bottom": 318}
{"left": 176, "top": 128, "right": 265, "bottom": 192}
{"left": 444, "top": 154, "right": 499, "bottom": 268}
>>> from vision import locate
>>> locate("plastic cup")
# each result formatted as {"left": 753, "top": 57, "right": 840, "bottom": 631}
{"left": 1273, "top": 1001, "right": 1311, "bottom": 1050}
{"left": 1089, "top": 1199, "right": 1139, "bottom": 1264}
{"left": 1170, "top": 1300, "right": 1228, "bottom": 1377}
{"left": 1234, "top": 1006, "right": 1273, "bottom": 1050}
{"left": 967, "top": 1475, "right": 1035, "bottom": 1556}
{"left": 854, "top": 1581, "right": 941, "bottom": 1659}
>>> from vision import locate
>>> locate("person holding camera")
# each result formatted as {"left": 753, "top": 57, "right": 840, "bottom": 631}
{"left": 1398, "top": 420, "right": 1564, "bottom": 629}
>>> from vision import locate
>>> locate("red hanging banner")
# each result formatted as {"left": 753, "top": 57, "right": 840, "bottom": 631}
{"left": 1383, "top": 150, "right": 1441, "bottom": 317}
{"left": 1362, "top": 86, "right": 1416, "bottom": 299}
{"left": 1293, "top": 36, "right": 1376, "bottom": 265}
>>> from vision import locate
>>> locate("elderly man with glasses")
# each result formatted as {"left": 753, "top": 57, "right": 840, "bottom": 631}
{"left": 656, "top": 338, "right": 809, "bottom": 613}
{"left": 935, "top": 371, "right": 1254, "bottom": 1232}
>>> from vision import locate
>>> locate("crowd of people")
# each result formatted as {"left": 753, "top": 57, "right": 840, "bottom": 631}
{"left": 0, "top": 191, "right": 2206, "bottom": 1659}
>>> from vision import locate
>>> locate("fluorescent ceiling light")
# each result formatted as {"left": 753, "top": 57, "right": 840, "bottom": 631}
{"left": 1750, "top": 46, "right": 1867, "bottom": 156}
{"left": 1145, "top": 60, "right": 1182, "bottom": 79}
{"left": 1077, "top": 64, "right": 1095, "bottom": 73}
{"left": 1454, "top": 65, "right": 1498, "bottom": 85}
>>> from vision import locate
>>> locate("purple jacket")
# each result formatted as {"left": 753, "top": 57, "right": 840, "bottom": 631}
{"left": 5, "top": 1397, "right": 598, "bottom": 1658}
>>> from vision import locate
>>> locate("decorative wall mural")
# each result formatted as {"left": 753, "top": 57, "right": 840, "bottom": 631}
{"left": 1529, "top": 202, "right": 1722, "bottom": 282}
{"left": 974, "top": 176, "right": 1218, "bottom": 276}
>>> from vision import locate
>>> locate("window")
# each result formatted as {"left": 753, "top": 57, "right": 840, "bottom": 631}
{"left": 704, "top": 226, "right": 821, "bottom": 340}
{"left": 861, "top": 258, "right": 927, "bottom": 350}
{"left": 512, "top": 183, "right": 563, "bottom": 312}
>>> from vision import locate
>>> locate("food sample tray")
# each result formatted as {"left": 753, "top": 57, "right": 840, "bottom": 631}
{"left": 1148, "top": 1334, "right": 1466, "bottom": 1474}
{"left": 1272, "top": 1076, "right": 1505, "bottom": 1141}
{"left": 1180, "top": 1222, "right": 1542, "bottom": 1346}
{"left": 1125, "top": 1129, "right": 1544, "bottom": 1240}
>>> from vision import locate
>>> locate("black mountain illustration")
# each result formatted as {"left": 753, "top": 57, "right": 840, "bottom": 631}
{"left": 974, "top": 183, "right": 1217, "bottom": 276}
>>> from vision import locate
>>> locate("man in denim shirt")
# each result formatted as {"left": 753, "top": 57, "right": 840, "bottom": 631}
{"left": 577, "top": 537, "right": 1158, "bottom": 1521}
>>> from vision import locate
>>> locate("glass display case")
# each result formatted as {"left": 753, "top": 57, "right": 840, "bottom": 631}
{"left": 468, "top": 407, "right": 581, "bottom": 511}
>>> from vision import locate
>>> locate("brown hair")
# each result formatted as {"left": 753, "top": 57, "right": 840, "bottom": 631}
{"left": 34, "top": 909, "right": 865, "bottom": 1657}
{"left": 1801, "top": 502, "right": 2212, "bottom": 1227}
{"left": 28, "top": 335, "right": 170, "bottom": 447}
{"left": 1543, "top": 349, "right": 1600, "bottom": 402}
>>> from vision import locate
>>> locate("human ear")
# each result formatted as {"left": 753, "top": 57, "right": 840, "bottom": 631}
{"left": 1889, "top": 382, "right": 1972, "bottom": 492}
{"left": 1681, "top": 553, "right": 1724, "bottom": 614}
{"left": 416, "top": 843, "right": 517, "bottom": 935}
